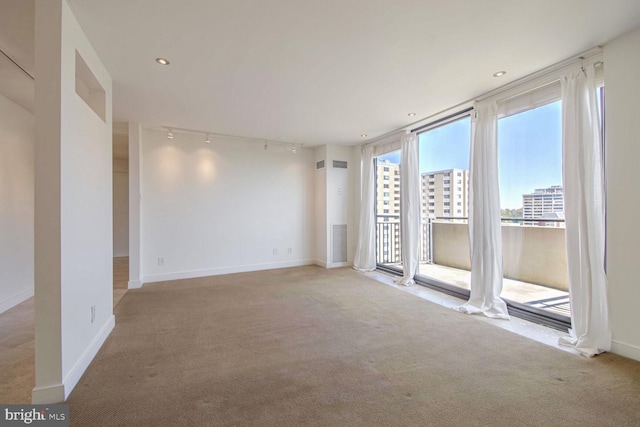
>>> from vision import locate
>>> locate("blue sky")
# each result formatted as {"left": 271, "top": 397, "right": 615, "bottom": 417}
{"left": 379, "top": 102, "right": 562, "bottom": 209}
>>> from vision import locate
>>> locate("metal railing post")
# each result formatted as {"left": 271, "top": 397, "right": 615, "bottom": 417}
{"left": 428, "top": 217, "right": 433, "bottom": 264}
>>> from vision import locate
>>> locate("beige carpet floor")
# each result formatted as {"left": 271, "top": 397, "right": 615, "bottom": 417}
{"left": 0, "top": 257, "right": 128, "bottom": 404}
{"left": 0, "top": 297, "right": 34, "bottom": 404}
{"left": 66, "top": 266, "right": 640, "bottom": 426}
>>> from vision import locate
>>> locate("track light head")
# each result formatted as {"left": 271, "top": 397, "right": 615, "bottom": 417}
{"left": 205, "top": 134, "right": 211, "bottom": 144}
{"left": 167, "top": 129, "right": 174, "bottom": 139}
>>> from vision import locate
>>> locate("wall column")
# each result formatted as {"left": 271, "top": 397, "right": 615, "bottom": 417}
{"left": 128, "top": 122, "right": 143, "bottom": 288}
{"left": 33, "top": 0, "right": 114, "bottom": 403}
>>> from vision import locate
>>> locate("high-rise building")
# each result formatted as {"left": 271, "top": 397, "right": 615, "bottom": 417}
{"left": 375, "top": 159, "right": 402, "bottom": 263}
{"left": 421, "top": 169, "right": 469, "bottom": 220}
{"left": 522, "top": 185, "right": 564, "bottom": 226}
{"left": 522, "top": 185, "right": 564, "bottom": 217}
{"left": 375, "top": 159, "right": 401, "bottom": 222}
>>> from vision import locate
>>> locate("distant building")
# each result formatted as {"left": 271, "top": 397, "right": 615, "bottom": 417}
{"left": 375, "top": 159, "right": 401, "bottom": 262}
{"left": 421, "top": 169, "right": 469, "bottom": 221}
{"left": 375, "top": 159, "right": 401, "bottom": 222}
{"left": 522, "top": 185, "right": 564, "bottom": 226}
{"left": 374, "top": 163, "right": 469, "bottom": 263}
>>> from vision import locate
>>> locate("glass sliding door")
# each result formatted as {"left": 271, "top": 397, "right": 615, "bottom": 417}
{"left": 374, "top": 151, "right": 402, "bottom": 272}
{"left": 415, "top": 116, "right": 472, "bottom": 295}
{"left": 497, "top": 100, "right": 570, "bottom": 321}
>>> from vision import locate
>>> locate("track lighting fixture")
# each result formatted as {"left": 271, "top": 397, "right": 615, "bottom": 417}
{"left": 160, "top": 127, "right": 297, "bottom": 153}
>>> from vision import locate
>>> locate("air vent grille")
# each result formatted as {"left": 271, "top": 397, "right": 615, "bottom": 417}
{"left": 333, "top": 160, "right": 348, "bottom": 169}
{"left": 316, "top": 160, "right": 325, "bottom": 169}
{"left": 332, "top": 224, "right": 347, "bottom": 263}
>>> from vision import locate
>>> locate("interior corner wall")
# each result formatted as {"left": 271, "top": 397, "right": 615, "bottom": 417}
{"left": 325, "top": 145, "right": 355, "bottom": 268}
{"left": 140, "top": 129, "right": 315, "bottom": 282}
{"left": 113, "top": 158, "right": 129, "bottom": 257}
{"left": 604, "top": 27, "right": 640, "bottom": 362}
{"left": 314, "top": 144, "right": 356, "bottom": 268}
{"left": 33, "top": 0, "right": 114, "bottom": 403}
{"left": 0, "top": 93, "right": 34, "bottom": 313}
{"left": 350, "top": 145, "right": 363, "bottom": 264}
{"left": 128, "top": 122, "right": 142, "bottom": 288}
{"left": 314, "top": 145, "right": 327, "bottom": 266}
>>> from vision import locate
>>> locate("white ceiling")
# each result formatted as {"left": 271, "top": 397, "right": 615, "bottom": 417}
{"left": 3, "top": 1, "right": 640, "bottom": 146}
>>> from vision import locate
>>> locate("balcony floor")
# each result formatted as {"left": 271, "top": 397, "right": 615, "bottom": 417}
{"left": 384, "top": 262, "right": 570, "bottom": 317}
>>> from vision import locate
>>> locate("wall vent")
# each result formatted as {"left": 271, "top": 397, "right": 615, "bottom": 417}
{"left": 316, "top": 160, "right": 325, "bottom": 170}
{"left": 332, "top": 224, "right": 347, "bottom": 263}
{"left": 333, "top": 160, "right": 348, "bottom": 169}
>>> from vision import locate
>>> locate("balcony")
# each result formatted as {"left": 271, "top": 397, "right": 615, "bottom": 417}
{"left": 376, "top": 217, "right": 570, "bottom": 317}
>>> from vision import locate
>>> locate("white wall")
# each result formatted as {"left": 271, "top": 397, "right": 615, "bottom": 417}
{"left": 113, "top": 158, "right": 129, "bottom": 257}
{"left": 0, "top": 93, "right": 34, "bottom": 313}
{"left": 314, "top": 145, "right": 327, "bottom": 265}
{"left": 314, "top": 144, "right": 358, "bottom": 268}
{"left": 33, "top": 0, "right": 113, "bottom": 403}
{"left": 350, "top": 145, "right": 362, "bottom": 263}
{"left": 604, "top": 27, "right": 640, "bottom": 361}
{"left": 128, "top": 122, "right": 142, "bottom": 288}
{"left": 141, "top": 129, "right": 315, "bottom": 282}
{"left": 325, "top": 145, "right": 356, "bottom": 267}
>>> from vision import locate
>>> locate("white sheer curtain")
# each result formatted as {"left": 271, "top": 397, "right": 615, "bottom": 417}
{"left": 353, "top": 145, "right": 377, "bottom": 271}
{"left": 559, "top": 65, "right": 611, "bottom": 357}
{"left": 457, "top": 102, "right": 510, "bottom": 319}
{"left": 397, "top": 133, "right": 420, "bottom": 286}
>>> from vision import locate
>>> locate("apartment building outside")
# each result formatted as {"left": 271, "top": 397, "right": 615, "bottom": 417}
{"left": 522, "top": 185, "right": 565, "bottom": 226}
{"left": 375, "top": 159, "right": 401, "bottom": 222}
{"left": 421, "top": 169, "right": 469, "bottom": 221}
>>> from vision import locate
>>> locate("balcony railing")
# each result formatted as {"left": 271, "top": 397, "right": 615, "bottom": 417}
{"left": 376, "top": 215, "right": 568, "bottom": 291}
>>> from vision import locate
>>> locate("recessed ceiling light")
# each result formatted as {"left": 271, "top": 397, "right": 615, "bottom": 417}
{"left": 408, "top": 113, "right": 416, "bottom": 117}
{"left": 155, "top": 57, "right": 170, "bottom": 65}
{"left": 360, "top": 134, "right": 368, "bottom": 138}
{"left": 493, "top": 70, "right": 506, "bottom": 77}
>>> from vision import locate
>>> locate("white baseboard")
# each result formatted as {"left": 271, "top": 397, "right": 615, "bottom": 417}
{"left": 611, "top": 339, "right": 640, "bottom": 362}
{"left": 0, "top": 287, "right": 34, "bottom": 314}
{"left": 128, "top": 280, "right": 143, "bottom": 289}
{"left": 314, "top": 259, "right": 327, "bottom": 268}
{"left": 326, "top": 261, "right": 352, "bottom": 269}
{"left": 62, "top": 314, "right": 115, "bottom": 399}
{"left": 31, "top": 383, "right": 65, "bottom": 405}
{"left": 142, "top": 259, "right": 316, "bottom": 283}
{"left": 32, "top": 314, "right": 115, "bottom": 404}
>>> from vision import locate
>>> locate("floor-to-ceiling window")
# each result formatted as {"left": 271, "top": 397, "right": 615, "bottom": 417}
{"left": 371, "top": 69, "right": 603, "bottom": 330}
{"left": 375, "top": 151, "right": 402, "bottom": 270}
{"left": 414, "top": 115, "right": 472, "bottom": 295}
{"left": 407, "top": 104, "right": 572, "bottom": 325}
{"left": 497, "top": 101, "right": 570, "bottom": 323}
